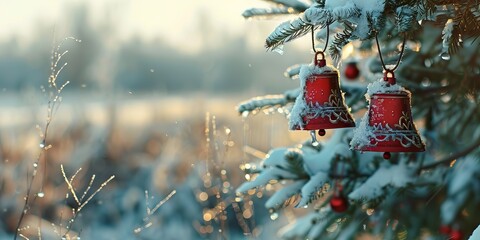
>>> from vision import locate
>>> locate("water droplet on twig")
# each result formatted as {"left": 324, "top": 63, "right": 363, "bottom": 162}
{"left": 272, "top": 45, "right": 284, "bottom": 55}
{"left": 440, "top": 52, "right": 450, "bottom": 61}
{"left": 39, "top": 140, "right": 46, "bottom": 149}
{"left": 310, "top": 130, "right": 318, "bottom": 146}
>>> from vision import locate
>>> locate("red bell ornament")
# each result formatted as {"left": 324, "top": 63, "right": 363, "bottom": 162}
{"left": 289, "top": 52, "right": 355, "bottom": 134}
{"left": 350, "top": 70, "right": 425, "bottom": 159}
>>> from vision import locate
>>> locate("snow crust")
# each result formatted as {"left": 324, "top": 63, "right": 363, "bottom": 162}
{"left": 280, "top": 212, "right": 321, "bottom": 239}
{"left": 306, "top": 0, "right": 386, "bottom": 39}
{"left": 236, "top": 129, "right": 355, "bottom": 211}
{"left": 304, "top": 128, "right": 351, "bottom": 173}
{"left": 297, "top": 171, "right": 328, "bottom": 207}
{"left": 262, "top": 147, "right": 294, "bottom": 169}
{"left": 349, "top": 160, "right": 415, "bottom": 200}
{"left": 441, "top": 19, "right": 454, "bottom": 54}
{"left": 305, "top": 216, "right": 333, "bottom": 239}
{"left": 237, "top": 95, "right": 287, "bottom": 114}
{"left": 265, "top": 180, "right": 307, "bottom": 210}
{"left": 236, "top": 167, "right": 297, "bottom": 193}
{"left": 366, "top": 78, "right": 406, "bottom": 96}
{"left": 441, "top": 156, "right": 480, "bottom": 224}
{"left": 350, "top": 112, "right": 375, "bottom": 149}
{"left": 304, "top": 7, "right": 332, "bottom": 25}
{"left": 328, "top": 1, "right": 357, "bottom": 20}
{"left": 469, "top": 225, "right": 480, "bottom": 240}
{"left": 235, "top": 87, "right": 302, "bottom": 115}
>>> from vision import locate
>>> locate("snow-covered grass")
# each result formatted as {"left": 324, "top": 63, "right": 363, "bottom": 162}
{"left": 0, "top": 94, "right": 294, "bottom": 239}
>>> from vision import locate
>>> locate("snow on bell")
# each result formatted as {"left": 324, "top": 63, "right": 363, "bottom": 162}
{"left": 350, "top": 70, "right": 425, "bottom": 159}
{"left": 289, "top": 52, "right": 355, "bottom": 136}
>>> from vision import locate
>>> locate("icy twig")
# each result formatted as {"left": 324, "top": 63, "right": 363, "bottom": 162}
{"left": 134, "top": 190, "right": 176, "bottom": 234}
{"left": 237, "top": 95, "right": 290, "bottom": 114}
{"left": 19, "top": 233, "right": 29, "bottom": 240}
{"left": 77, "top": 175, "right": 115, "bottom": 213}
{"left": 14, "top": 37, "right": 80, "bottom": 240}
{"left": 150, "top": 190, "right": 176, "bottom": 215}
{"left": 61, "top": 165, "right": 81, "bottom": 206}
{"left": 80, "top": 175, "right": 95, "bottom": 202}
{"left": 60, "top": 164, "right": 114, "bottom": 237}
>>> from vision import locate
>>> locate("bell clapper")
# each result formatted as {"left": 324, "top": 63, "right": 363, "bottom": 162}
{"left": 383, "top": 152, "right": 391, "bottom": 159}
{"left": 318, "top": 129, "right": 326, "bottom": 136}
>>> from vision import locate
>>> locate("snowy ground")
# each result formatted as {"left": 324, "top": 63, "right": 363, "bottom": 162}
{"left": 0, "top": 93, "right": 300, "bottom": 239}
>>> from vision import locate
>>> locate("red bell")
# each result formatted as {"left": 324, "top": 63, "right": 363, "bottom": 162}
{"left": 290, "top": 52, "right": 355, "bottom": 134}
{"left": 351, "top": 71, "right": 425, "bottom": 159}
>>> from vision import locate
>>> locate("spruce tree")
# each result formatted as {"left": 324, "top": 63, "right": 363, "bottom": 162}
{"left": 237, "top": 1, "right": 480, "bottom": 239}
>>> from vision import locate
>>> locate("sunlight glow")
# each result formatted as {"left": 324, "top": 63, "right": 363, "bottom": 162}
{"left": 0, "top": 0, "right": 278, "bottom": 53}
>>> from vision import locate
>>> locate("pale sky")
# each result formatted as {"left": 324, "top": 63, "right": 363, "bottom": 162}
{"left": 0, "top": 0, "right": 302, "bottom": 53}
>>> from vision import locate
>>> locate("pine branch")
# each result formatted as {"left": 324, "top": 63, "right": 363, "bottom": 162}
{"left": 328, "top": 22, "right": 354, "bottom": 62}
{"left": 266, "top": 181, "right": 305, "bottom": 210}
{"left": 454, "top": 3, "right": 480, "bottom": 40}
{"left": 262, "top": 0, "right": 309, "bottom": 11}
{"left": 243, "top": 8, "right": 294, "bottom": 19}
{"left": 419, "top": 137, "right": 480, "bottom": 171}
{"left": 241, "top": 0, "right": 308, "bottom": 22}
{"left": 422, "top": 0, "right": 438, "bottom": 16}
{"left": 265, "top": 17, "right": 316, "bottom": 50}
{"left": 428, "top": 0, "right": 480, "bottom": 43}
{"left": 236, "top": 89, "right": 299, "bottom": 114}
{"left": 236, "top": 95, "right": 288, "bottom": 114}
{"left": 396, "top": 6, "right": 419, "bottom": 33}
{"left": 285, "top": 149, "right": 309, "bottom": 179}
{"left": 284, "top": 64, "right": 301, "bottom": 79}
{"left": 265, "top": 4, "right": 336, "bottom": 50}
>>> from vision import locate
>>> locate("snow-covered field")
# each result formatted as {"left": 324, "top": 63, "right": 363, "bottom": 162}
{"left": 0, "top": 93, "right": 299, "bottom": 239}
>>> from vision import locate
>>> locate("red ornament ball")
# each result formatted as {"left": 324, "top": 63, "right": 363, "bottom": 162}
{"left": 330, "top": 195, "right": 349, "bottom": 212}
{"left": 439, "top": 225, "right": 452, "bottom": 235}
{"left": 383, "top": 152, "right": 391, "bottom": 160}
{"left": 344, "top": 62, "right": 360, "bottom": 80}
{"left": 450, "top": 229, "right": 463, "bottom": 240}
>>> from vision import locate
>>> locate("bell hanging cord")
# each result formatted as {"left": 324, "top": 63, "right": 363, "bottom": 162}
{"left": 311, "top": 24, "right": 329, "bottom": 54}
{"left": 375, "top": 32, "right": 407, "bottom": 84}
{"left": 311, "top": 24, "right": 330, "bottom": 73}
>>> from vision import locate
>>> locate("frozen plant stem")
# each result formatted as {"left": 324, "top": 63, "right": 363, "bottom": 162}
{"left": 149, "top": 190, "right": 176, "bottom": 215}
{"left": 134, "top": 190, "right": 176, "bottom": 234}
{"left": 60, "top": 164, "right": 115, "bottom": 238}
{"left": 14, "top": 37, "right": 78, "bottom": 240}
